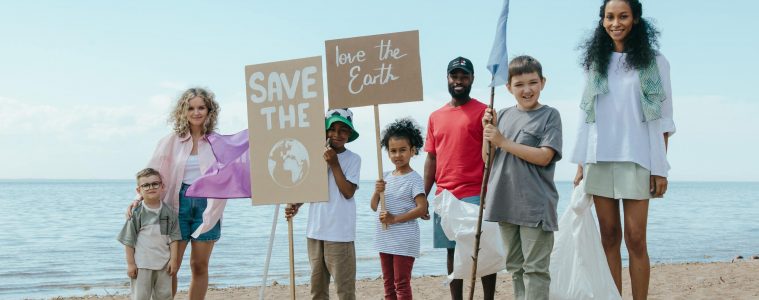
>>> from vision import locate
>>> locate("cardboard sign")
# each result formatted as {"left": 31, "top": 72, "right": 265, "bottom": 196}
{"left": 325, "top": 30, "right": 423, "bottom": 108}
{"left": 245, "top": 56, "right": 328, "bottom": 205}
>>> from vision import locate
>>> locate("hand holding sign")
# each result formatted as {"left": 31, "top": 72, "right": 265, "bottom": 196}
{"left": 323, "top": 144, "right": 338, "bottom": 167}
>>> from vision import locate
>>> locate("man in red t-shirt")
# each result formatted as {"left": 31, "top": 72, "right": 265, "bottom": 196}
{"left": 424, "top": 56, "right": 496, "bottom": 300}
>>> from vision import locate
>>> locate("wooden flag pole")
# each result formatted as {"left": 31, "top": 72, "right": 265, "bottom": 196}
{"left": 374, "top": 104, "right": 388, "bottom": 230}
{"left": 258, "top": 204, "right": 280, "bottom": 300}
{"left": 287, "top": 204, "right": 296, "bottom": 300}
{"left": 468, "top": 83, "right": 496, "bottom": 300}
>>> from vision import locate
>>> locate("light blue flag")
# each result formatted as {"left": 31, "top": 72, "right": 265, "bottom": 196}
{"left": 487, "top": 0, "right": 510, "bottom": 87}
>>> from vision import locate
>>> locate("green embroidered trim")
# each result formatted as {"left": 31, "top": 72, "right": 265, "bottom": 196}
{"left": 581, "top": 58, "right": 665, "bottom": 123}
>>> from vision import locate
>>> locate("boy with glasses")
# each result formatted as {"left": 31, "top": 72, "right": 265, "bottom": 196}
{"left": 118, "top": 168, "right": 181, "bottom": 300}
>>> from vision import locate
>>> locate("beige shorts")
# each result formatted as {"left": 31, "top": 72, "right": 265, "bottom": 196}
{"left": 584, "top": 162, "right": 652, "bottom": 200}
{"left": 131, "top": 266, "right": 172, "bottom": 300}
{"left": 307, "top": 238, "right": 356, "bottom": 300}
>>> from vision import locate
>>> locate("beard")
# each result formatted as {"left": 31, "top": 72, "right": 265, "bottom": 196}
{"left": 448, "top": 83, "right": 472, "bottom": 100}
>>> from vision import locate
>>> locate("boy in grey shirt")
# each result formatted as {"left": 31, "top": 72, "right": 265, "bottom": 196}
{"left": 118, "top": 168, "right": 181, "bottom": 300}
{"left": 482, "top": 56, "right": 562, "bottom": 300}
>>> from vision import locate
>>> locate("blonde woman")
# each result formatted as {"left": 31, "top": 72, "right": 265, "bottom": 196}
{"left": 127, "top": 87, "right": 227, "bottom": 299}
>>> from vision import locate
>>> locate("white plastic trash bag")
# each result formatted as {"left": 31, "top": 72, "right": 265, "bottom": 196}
{"left": 548, "top": 181, "right": 621, "bottom": 300}
{"left": 433, "top": 190, "right": 506, "bottom": 280}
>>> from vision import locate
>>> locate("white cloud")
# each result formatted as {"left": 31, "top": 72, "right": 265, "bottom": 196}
{"left": 149, "top": 94, "right": 174, "bottom": 109}
{"left": 664, "top": 95, "right": 759, "bottom": 181}
{"left": 0, "top": 96, "right": 169, "bottom": 141}
{"left": 158, "top": 81, "right": 188, "bottom": 91}
{"left": 0, "top": 95, "right": 172, "bottom": 179}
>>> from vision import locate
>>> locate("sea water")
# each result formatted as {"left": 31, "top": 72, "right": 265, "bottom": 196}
{"left": 0, "top": 180, "right": 757, "bottom": 299}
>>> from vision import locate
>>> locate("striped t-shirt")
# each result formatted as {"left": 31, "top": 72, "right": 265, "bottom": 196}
{"left": 375, "top": 170, "right": 425, "bottom": 258}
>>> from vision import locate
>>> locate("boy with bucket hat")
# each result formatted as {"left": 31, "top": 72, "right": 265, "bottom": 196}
{"left": 286, "top": 108, "right": 362, "bottom": 300}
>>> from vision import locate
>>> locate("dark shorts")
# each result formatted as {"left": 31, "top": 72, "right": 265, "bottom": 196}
{"left": 178, "top": 183, "right": 221, "bottom": 241}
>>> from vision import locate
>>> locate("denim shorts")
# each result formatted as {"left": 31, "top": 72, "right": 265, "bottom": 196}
{"left": 433, "top": 195, "right": 480, "bottom": 249}
{"left": 179, "top": 183, "right": 221, "bottom": 241}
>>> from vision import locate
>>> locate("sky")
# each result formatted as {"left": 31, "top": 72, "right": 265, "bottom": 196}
{"left": 1, "top": 1, "right": 758, "bottom": 182}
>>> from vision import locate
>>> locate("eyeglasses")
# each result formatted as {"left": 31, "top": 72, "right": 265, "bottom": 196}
{"left": 139, "top": 181, "right": 162, "bottom": 190}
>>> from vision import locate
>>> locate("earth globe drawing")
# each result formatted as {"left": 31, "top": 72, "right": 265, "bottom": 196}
{"left": 267, "top": 138, "right": 310, "bottom": 188}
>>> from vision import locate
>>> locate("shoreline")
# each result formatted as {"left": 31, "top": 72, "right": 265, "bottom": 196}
{"left": 52, "top": 260, "right": 759, "bottom": 300}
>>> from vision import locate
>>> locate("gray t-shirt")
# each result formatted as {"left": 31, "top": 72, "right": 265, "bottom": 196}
{"left": 484, "top": 105, "right": 562, "bottom": 231}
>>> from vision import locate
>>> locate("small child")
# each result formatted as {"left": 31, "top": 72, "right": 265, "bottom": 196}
{"left": 117, "top": 168, "right": 181, "bottom": 300}
{"left": 285, "top": 108, "right": 362, "bottom": 300}
{"left": 371, "top": 118, "right": 429, "bottom": 300}
{"left": 482, "top": 55, "right": 563, "bottom": 299}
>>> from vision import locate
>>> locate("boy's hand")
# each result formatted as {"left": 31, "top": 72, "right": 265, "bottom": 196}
{"left": 421, "top": 211, "right": 430, "bottom": 220}
{"left": 125, "top": 199, "right": 142, "bottom": 219}
{"left": 379, "top": 211, "right": 396, "bottom": 225}
{"left": 324, "top": 146, "right": 338, "bottom": 167}
{"left": 167, "top": 260, "right": 178, "bottom": 276}
{"left": 285, "top": 203, "right": 303, "bottom": 220}
{"left": 483, "top": 124, "right": 506, "bottom": 148}
{"left": 375, "top": 180, "right": 386, "bottom": 194}
{"left": 127, "top": 263, "right": 138, "bottom": 279}
{"left": 482, "top": 107, "right": 497, "bottom": 128}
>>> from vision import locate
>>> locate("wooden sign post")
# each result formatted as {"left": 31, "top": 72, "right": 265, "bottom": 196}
{"left": 325, "top": 30, "right": 423, "bottom": 225}
{"left": 245, "top": 56, "right": 329, "bottom": 300}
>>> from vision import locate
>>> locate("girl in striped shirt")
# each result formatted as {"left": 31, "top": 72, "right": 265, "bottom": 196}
{"left": 371, "top": 118, "right": 429, "bottom": 300}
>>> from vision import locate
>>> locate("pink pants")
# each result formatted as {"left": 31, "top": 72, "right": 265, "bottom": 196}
{"left": 379, "top": 252, "right": 415, "bottom": 300}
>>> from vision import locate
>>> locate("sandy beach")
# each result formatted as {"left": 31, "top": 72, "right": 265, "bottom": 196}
{"left": 55, "top": 260, "right": 758, "bottom": 300}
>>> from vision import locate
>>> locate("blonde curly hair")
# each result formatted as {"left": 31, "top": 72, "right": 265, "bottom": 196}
{"left": 170, "top": 87, "right": 220, "bottom": 137}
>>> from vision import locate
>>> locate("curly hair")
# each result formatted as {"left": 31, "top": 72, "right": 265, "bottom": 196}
{"left": 380, "top": 117, "right": 424, "bottom": 155}
{"left": 580, "top": 0, "right": 660, "bottom": 76}
{"left": 170, "top": 87, "right": 220, "bottom": 137}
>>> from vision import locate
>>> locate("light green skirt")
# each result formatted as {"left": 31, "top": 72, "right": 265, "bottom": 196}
{"left": 584, "top": 162, "right": 652, "bottom": 200}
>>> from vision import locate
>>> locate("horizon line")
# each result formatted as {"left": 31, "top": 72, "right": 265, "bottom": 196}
{"left": 1, "top": 179, "right": 757, "bottom": 184}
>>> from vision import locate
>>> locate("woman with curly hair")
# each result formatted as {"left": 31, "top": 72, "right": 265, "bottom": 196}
{"left": 128, "top": 87, "right": 227, "bottom": 299}
{"left": 571, "top": 0, "right": 675, "bottom": 298}
{"left": 370, "top": 117, "right": 429, "bottom": 300}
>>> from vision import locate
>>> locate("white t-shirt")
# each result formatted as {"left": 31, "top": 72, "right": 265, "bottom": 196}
{"left": 183, "top": 155, "right": 202, "bottom": 185}
{"left": 306, "top": 149, "right": 361, "bottom": 242}
{"left": 572, "top": 52, "right": 676, "bottom": 176}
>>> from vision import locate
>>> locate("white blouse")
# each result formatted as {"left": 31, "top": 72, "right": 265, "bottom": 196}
{"left": 571, "top": 52, "right": 676, "bottom": 177}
